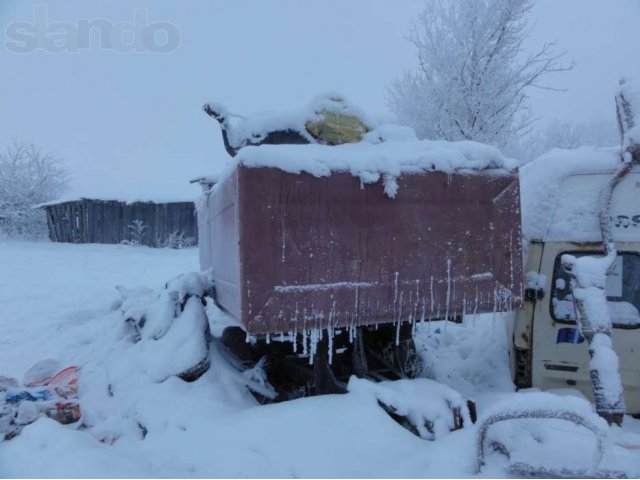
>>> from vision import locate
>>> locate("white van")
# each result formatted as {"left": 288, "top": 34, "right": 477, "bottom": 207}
{"left": 514, "top": 146, "right": 640, "bottom": 414}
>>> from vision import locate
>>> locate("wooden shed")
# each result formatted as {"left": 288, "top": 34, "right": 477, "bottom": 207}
{"left": 43, "top": 198, "right": 197, "bottom": 248}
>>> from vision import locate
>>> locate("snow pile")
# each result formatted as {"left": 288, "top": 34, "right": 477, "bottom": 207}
{"left": 414, "top": 314, "right": 516, "bottom": 397}
{"left": 1, "top": 242, "right": 640, "bottom": 477}
{"left": 519, "top": 146, "right": 625, "bottom": 241}
{"left": 347, "top": 376, "right": 472, "bottom": 440}
{"left": 116, "top": 272, "right": 213, "bottom": 382}
{"left": 476, "top": 391, "right": 609, "bottom": 473}
{"left": 525, "top": 271, "right": 546, "bottom": 294}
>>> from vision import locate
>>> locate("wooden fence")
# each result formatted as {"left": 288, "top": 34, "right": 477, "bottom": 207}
{"left": 43, "top": 199, "right": 198, "bottom": 247}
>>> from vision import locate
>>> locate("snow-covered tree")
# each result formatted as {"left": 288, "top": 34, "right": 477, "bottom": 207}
{"left": 388, "top": 0, "right": 571, "bottom": 149}
{"left": 512, "top": 118, "right": 619, "bottom": 163}
{"left": 0, "top": 140, "right": 69, "bottom": 239}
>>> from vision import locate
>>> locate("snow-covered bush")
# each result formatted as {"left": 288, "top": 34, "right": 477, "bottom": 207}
{"left": 0, "top": 140, "right": 69, "bottom": 239}
{"left": 121, "top": 219, "right": 147, "bottom": 246}
{"left": 161, "top": 230, "right": 196, "bottom": 249}
{"left": 388, "top": 0, "right": 571, "bottom": 149}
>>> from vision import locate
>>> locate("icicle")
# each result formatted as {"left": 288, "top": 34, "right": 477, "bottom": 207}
{"left": 462, "top": 295, "right": 466, "bottom": 321}
{"left": 429, "top": 276, "right": 435, "bottom": 316}
{"left": 413, "top": 280, "right": 420, "bottom": 325}
{"left": 327, "top": 302, "right": 336, "bottom": 366}
{"left": 302, "top": 328, "right": 308, "bottom": 356}
{"left": 474, "top": 284, "right": 479, "bottom": 324}
{"left": 287, "top": 330, "right": 295, "bottom": 353}
{"left": 393, "top": 271, "right": 399, "bottom": 304}
{"left": 509, "top": 231, "right": 514, "bottom": 293}
{"left": 492, "top": 286, "right": 498, "bottom": 325}
{"left": 445, "top": 258, "right": 452, "bottom": 322}
{"left": 395, "top": 290, "right": 405, "bottom": 346}
{"left": 308, "top": 328, "right": 320, "bottom": 365}
{"left": 408, "top": 289, "right": 415, "bottom": 337}
{"left": 281, "top": 217, "right": 286, "bottom": 263}
{"left": 411, "top": 293, "right": 418, "bottom": 337}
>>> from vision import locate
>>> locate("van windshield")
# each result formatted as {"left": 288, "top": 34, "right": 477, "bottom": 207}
{"left": 551, "top": 252, "right": 640, "bottom": 329}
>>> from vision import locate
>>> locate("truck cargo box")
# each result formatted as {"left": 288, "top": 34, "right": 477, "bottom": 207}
{"left": 198, "top": 163, "right": 523, "bottom": 335}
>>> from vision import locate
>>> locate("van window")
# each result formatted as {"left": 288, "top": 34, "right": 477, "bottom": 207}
{"left": 551, "top": 252, "right": 640, "bottom": 329}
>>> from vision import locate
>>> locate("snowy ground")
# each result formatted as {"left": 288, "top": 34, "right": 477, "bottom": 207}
{"left": 1, "top": 241, "right": 639, "bottom": 478}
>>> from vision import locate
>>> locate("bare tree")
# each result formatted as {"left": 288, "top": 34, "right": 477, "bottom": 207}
{"left": 0, "top": 140, "right": 69, "bottom": 239}
{"left": 388, "top": 0, "right": 572, "bottom": 149}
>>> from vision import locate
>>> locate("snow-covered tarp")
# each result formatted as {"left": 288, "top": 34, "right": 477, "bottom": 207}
{"left": 520, "top": 146, "right": 640, "bottom": 242}
{"left": 207, "top": 93, "right": 379, "bottom": 150}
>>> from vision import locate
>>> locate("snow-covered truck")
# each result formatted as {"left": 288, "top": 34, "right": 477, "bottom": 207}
{"left": 195, "top": 94, "right": 639, "bottom": 416}
{"left": 514, "top": 146, "right": 640, "bottom": 415}
{"left": 195, "top": 96, "right": 522, "bottom": 401}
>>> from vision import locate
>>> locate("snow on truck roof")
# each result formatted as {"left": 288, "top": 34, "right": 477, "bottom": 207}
{"left": 520, "top": 146, "right": 640, "bottom": 243}
{"left": 234, "top": 135, "right": 513, "bottom": 198}
{"left": 204, "top": 93, "right": 516, "bottom": 198}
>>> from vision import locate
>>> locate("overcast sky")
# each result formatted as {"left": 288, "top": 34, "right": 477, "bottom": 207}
{"left": 1, "top": 0, "right": 638, "bottom": 200}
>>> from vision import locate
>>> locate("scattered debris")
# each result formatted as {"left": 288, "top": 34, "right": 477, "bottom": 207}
{"left": 0, "top": 362, "right": 81, "bottom": 441}
{"left": 46, "top": 402, "right": 82, "bottom": 425}
{"left": 23, "top": 359, "right": 61, "bottom": 387}
{"left": 0, "top": 377, "right": 18, "bottom": 391}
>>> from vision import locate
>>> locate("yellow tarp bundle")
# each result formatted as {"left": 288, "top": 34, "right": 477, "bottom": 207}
{"left": 305, "top": 98, "right": 371, "bottom": 145}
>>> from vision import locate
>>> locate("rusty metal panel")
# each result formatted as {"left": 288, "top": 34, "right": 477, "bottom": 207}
{"left": 203, "top": 165, "right": 523, "bottom": 335}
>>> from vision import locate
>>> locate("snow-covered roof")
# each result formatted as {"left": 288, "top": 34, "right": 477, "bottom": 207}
{"left": 520, "top": 146, "right": 640, "bottom": 242}
{"left": 215, "top": 125, "right": 514, "bottom": 198}
{"left": 39, "top": 183, "right": 198, "bottom": 207}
